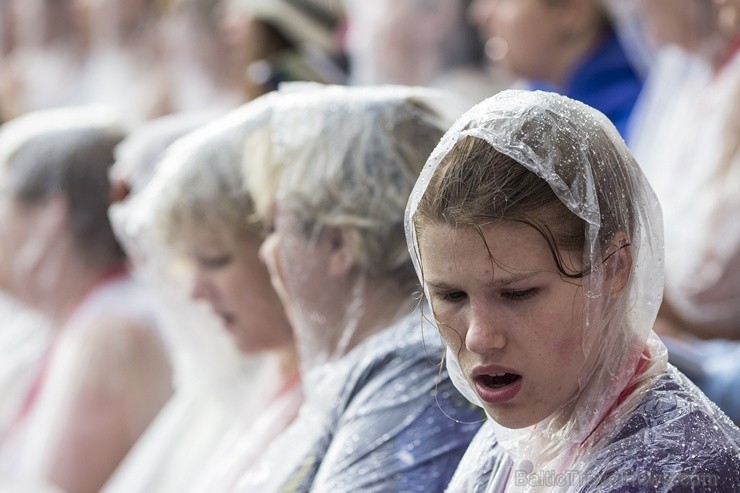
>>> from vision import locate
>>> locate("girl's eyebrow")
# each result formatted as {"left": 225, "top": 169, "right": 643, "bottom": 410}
{"left": 484, "top": 271, "right": 540, "bottom": 288}
{"left": 424, "top": 280, "right": 460, "bottom": 291}
{"left": 425, "top": 271, "right": 541, "bottom": 290}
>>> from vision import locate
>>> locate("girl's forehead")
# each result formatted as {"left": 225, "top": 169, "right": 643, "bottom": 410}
{"left": 418, "top": 220, "right": 586, "bottom": 281}
{"left": 419, "top": 221, "right": 553, "bottom": 264}
{"left": 420, "top": 219, "right": 542, "bottom": 243}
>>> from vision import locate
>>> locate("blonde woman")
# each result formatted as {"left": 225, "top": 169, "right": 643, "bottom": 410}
{"left": 237, "top": 84, "right": 482, "bottom": 492}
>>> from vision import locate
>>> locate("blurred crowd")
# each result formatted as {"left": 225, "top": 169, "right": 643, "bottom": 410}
{"left": 0, "top": 0, "right": 513, "bottom": 126}
{"left": 0, "top": 0, "right": 738, "bottom": 492}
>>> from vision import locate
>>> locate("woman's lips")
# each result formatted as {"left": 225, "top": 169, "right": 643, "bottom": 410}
{"left": 472, "top": 365, "right": 523, "bottom": 404}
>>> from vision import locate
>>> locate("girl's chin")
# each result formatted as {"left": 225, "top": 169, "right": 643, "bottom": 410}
{"left": 486, "top": 409, "right": 538, "bottom": 430}
{"left": 484, "top": 402, "right": 558, "bottom": 430}
{"left": 486, "top": 400, "right": 577, "bottom": 431}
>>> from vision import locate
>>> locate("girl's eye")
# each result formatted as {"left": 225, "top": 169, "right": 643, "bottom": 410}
{"left": 502, "top": 288, "right": 537, "bottom": 301}
{"left": 434, "top": 290, "right": 467, "bottom": 303}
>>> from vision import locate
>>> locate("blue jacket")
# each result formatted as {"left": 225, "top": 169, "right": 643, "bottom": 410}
{"left": 530, "top": 31, "right": 643, "bottom": 139}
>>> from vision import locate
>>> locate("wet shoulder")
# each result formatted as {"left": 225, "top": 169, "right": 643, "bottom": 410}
{"left": 581, "top": 367, "right": 740, "bottom": 493}
{"left": 445, "top": 421, "right": 508, "bottom": 493}
{"left": 342, "top": 309, "right": 445, "bottom": 407}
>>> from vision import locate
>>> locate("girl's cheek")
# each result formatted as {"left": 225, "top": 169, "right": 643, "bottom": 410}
{"left": 436, "top": 317, "right": 466, "bottom": 352}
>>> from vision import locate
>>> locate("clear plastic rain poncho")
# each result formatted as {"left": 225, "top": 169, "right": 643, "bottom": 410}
{"left": 405, "top": 90, "right": 740, "bottom": 492}
{"left": 104, "top": 103, "right": 297, "bottom": 493}
{"left": 234, "top": 84, "right": 484, "bottom": 492}
{"left": 108, "top": 111, "right": 225, "bottom": 197}
{"left": 0, "top": 107, "right": 172, "bottom": 493}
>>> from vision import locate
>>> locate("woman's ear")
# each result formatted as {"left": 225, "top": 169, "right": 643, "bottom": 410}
{"left": 603, "top": 231, "right": 632, "bottom": 297}
{"left": 325, "top": 227, "right": 356, "bottom": 279}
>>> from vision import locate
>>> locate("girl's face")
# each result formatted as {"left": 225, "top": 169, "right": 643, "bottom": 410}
{"left": 419, "top": 220, "right": 586, "bottom": 429}
{"left": 187, "top": 230, "right": 293, "bottom": 354}
{"left": 469, "top": 0, "right": 572, "bottom": 81}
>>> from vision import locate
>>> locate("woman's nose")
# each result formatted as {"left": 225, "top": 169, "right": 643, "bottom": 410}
{"left": 190, "top": 270, "right": 213, "bottom": 302}
{"left": 465, "top": 301, "right": 506, "bottom": 355}
{"left": 259, "top": 234, "right": 278, "bottom": 271}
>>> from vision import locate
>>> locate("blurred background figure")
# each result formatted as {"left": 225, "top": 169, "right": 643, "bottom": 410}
{"left": 103, "top": 103, "right": 301, "bottom": 493}
{"left": 77, "top": 0, "right": 172, "bottom": 126}
{"left": 626, "top": 0, "right": 740, "bottom": 422}
{"left": 342, "top": 0, "right": 512, "bottom": 106}
{"left": 215, "top": 0, "right": 347, "bottom": 101}
{"left": 237, "top": 84, "right": 482, "bottom": 492}
{"left": 0, "top": 0, "right": 17, "bottom": 123}
{"left": 469, "top": 0, "right": 644, "bottom": 137}
{"left": 0, "top": 0, "right": 349, "bottom": 125}
{"left": 0, "top": 108, "right": 173, "bottom": 493}
{"left": 161, "top": 0, "right": 243, "bottom": 113}
{"left": 0, "top": 0, "right": 13, "bottom": 57}
{"left": 0, "top": 0, "right": 91, "bottom": 120}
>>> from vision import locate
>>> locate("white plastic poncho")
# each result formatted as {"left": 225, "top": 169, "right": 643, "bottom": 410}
{"left": 405, "top": 89, "right": 740, "bottom": 492}
{"left": 235, "top": 84, "right": 483, "bottom": 492}
{"left": 104, "top": 101, "right": 296, "bottom": 493}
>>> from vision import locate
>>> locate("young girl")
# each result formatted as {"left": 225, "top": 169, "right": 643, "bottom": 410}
{"left": 406, "top": 89, "right": 740, "bottom": 491}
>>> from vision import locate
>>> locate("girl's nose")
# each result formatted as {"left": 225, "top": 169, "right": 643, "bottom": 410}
{"left": 465, "top": 301, "right": 507, "bottom": 355}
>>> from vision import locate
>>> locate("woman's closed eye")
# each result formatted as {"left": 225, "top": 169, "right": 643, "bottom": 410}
{"left": 199, "top": 253, "right": 234, "bottom": 270}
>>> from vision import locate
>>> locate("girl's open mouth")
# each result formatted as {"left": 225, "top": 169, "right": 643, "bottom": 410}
{"left": 473, "top": 372, "right": 523, "bottom": 404}
{"left": 480, "top": 373, "right": 521, "bottom": 389}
